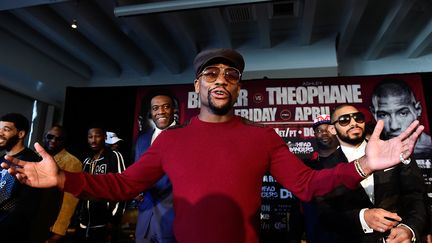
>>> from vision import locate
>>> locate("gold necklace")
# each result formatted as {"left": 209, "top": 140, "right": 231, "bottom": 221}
{"left": 89, "top": 149, "right": 104, "bottom": 174}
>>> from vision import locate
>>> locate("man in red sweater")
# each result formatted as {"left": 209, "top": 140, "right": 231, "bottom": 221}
{"left": 2, "top": 48, "right": 424, "bottom": 243}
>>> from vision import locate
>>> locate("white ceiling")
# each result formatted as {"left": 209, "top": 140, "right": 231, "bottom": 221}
{"left": 0, "top": 0, "right": 432, "bottom": 107}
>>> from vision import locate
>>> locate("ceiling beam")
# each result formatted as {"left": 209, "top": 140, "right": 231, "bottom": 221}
{"left": 95, "top": 0, "right": 185, "bottom": 74}
{"left": 406, "top": 16, "right": 432, "bottom": 58}
{"left": 204, "top": 8, "right": 232, "bottom": 48}
{"left": 0, "top": 0, "right": 68, "bottom": 11}
{"left": 256, "top": 3, "right": 271, "bottom": 48}
{"left": 114, "top": 0, "right": 272, "bottom": 17}
{"left": 158, "top": 12, "right": 198, "bottom": 59}
{"left": 0, "top": 12, "right": 92, "bottom": 80}
{"left": 337, "top": 0, "right": 368, "bottom": 58}
{"left": 51, "top": 1, "right": 152, "bottom": 76}
{"left": 118, "top": 15, "right": 183, "bottom": 74}
{"left": 11, "top": 7, "right": 121, "bottom": 78}
{"left": 299, "top": 0, "right": 317, "bottom": 45}
{"left": 364, "top": 0, "right": 414, "bottom": 60}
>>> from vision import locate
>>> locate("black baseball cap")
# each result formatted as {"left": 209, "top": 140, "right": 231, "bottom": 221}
{"left": 193, "top": 48, "right": 245, "bottom": 77}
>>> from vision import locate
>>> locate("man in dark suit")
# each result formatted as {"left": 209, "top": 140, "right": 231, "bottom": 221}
{"left": 134, "top": 89, "right": 178, "bottom": 243}
{"left": 316, "top": 104, "right": 426, "bottom": 243}
{"left": 302, "top": 114, "right": 339, "bottom": 243}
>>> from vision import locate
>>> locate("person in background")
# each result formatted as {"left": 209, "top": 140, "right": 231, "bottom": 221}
{"left": 304, "top": 114, "right": 339, "bottom": 170}
{"left": 0, "top": 113, "right": 42, "bottom": 243}
{"left": 316, "top": 104, "right": 426, "bottom": 243}
{"left": 105, "top": 131, "right": 123, "bottom": 152}
{"left": 370, "top": 79, "right": 432, "bottom": 242}
{"left": 77, "top": 125, "right": 126, "bottom": 243}
{"left": 302, "top": 114, "right": 339, "bottom": 243}
{"left": 2, "top": 48, "right": 425, "bottom": 243}
{"left": 43, "top": 125, "right": 82, "bottom": 243}
{"left": 134, "top": 89, "right": 178, "bottom": 243}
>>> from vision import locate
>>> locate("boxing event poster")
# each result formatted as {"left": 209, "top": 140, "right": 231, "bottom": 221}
{"left": 134, "top": 74, "right": 430, "bottom": 239}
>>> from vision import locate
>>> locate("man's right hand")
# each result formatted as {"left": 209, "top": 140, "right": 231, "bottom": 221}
{"left": 1, "top": 142, "right": 65, "bottom": 189}
{"left": 364, "top": 208, "right": 401, "bottom": 232}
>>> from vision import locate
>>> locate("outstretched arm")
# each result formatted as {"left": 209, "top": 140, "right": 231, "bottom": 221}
{"left": 1, "top": 142, "right": 66, "bottom": 189}
{"left": 359, "top": 119, "right": 423, "bottom": 174}
{"left": 2, "top": 141, "right": 165, "bottom": 202}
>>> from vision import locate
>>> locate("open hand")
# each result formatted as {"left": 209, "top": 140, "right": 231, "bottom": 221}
{"left": 1, "top": 142, "right": 62, "bottom": 188}
{"left": 362, "top": 120, "right": 423, "bottom": 173}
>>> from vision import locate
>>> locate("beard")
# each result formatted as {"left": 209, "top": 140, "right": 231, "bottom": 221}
{"left": 336, "top": 127, "right": 366, "bottom": 146}
{"left": 0, "top": 134, "right": 20, "bottom": 152}
{"left": 207, "top": 89, "right": 233, "bottom": 115}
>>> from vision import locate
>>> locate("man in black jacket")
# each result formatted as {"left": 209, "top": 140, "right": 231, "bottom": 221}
{"left": 316, "top": 104, "right": 426, "bottom": 243}
{"left": 77, "top": 125, "right": 126, "bottom": 242}
{"left": 302, "top": 114, "right": 339, "bottom": 243}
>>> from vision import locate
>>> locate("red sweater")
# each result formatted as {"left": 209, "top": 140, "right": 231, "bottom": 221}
{"left": 64, "top": 116, "right": 361, "bottom": 243}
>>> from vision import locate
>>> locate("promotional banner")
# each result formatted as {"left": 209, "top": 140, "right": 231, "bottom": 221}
{"left": 134, "top": 74, "right": 431, "bottom": 239}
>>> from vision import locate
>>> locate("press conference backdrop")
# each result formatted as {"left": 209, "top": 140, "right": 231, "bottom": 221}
{"left": 64, "top": 73, "right": 431, "bottom": 242}
{"left": 133, "top": 73, "right": 431, "bottom": 241}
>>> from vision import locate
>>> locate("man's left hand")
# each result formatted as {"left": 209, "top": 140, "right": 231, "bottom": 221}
{"left": 361, "top": 120, "right": 423, "bottom": 174}
{"left": 386, "top": 225, "right": 413, "bottom": 243}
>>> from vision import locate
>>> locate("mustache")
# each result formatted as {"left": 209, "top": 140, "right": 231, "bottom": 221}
{"left": 208, "top": 86, "right": 231, "bottom": 96}
{"left": 347, "top": 125, "right": 363, "bottom": 133}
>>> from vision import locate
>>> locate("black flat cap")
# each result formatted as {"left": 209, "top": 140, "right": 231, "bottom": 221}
{"left": 193, "top": 48, "right": 245, "bottom": 77}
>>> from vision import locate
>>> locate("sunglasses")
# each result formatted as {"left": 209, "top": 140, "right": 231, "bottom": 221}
{"left": 46, "top": 134, "right": 64, "bottom": 142}
{"left": 332, "top": 112, "right": 365, "bottom": 127}
{"left": 197, "top": 66, "right": 241, "bottom": 84}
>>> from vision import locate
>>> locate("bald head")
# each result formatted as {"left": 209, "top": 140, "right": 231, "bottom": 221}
{"left": 370, "top": 79, "right": 421, "bottom": 139}
{"left": 371, "top": 79, "right": 415, "bottom": 110}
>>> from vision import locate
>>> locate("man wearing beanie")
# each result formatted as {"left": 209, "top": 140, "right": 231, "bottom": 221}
{"left": 3, "top": 48, "right": 424, "bottom": 243}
